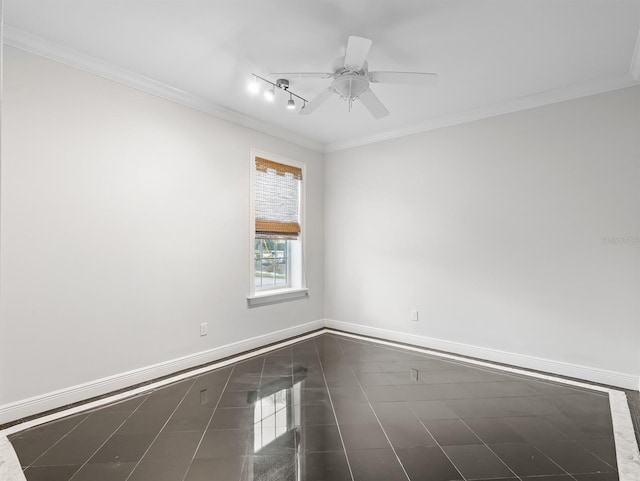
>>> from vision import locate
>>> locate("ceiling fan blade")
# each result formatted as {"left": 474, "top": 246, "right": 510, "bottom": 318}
{"left": 269, "top": 72, "right": 333, "bottom": 79}
{"left": 358, "top": 89, "right": 389, "bottom": 119}
{"left": 300, "top": 88, "right": 334, "bottom": 115}
{"left": 344, "top": 36, "right": 372, "bottom": 70}
{"left": 368, "top": 71, "right": 438, "bottom": 85}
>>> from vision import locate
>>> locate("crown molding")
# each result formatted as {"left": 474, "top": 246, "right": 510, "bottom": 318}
{"left": 2, "top": 26, "right": 324, "bottom": 153}
{"left": 3, "top": 26, "right": 639, "bottom": 156}
{"left": 324, "top": 72, "right": 640, "bottom": 153}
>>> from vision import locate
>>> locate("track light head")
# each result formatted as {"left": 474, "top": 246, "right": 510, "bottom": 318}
{"left": 247, "top": 76, "right": 260, "bottom": 94}
{"left": 287, "top": 95, "right": 295, "bottom": 110}
{"left": 264, "top": 87, "right": 275, "bottom": 102}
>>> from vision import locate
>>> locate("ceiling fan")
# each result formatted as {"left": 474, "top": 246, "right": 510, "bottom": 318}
{"left": 271, "top": 36, "right": 437, "bottom": 119}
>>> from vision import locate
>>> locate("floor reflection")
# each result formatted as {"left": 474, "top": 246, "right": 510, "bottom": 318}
{"left": 8, "top": 334, "right": 621, "bottom": 481}
{"left": 247, "top": 368, "right": 305, "bottom": 480}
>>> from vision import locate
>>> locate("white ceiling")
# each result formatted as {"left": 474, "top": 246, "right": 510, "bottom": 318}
{"left": 4, "top": 0, "right": 640, "bottom": 152}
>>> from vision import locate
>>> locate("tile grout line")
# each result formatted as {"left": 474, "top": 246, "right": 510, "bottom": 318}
{"left": 325, "top": 331, "right": 620, "bottom": 394}
{"left": 574, "top": 438, "right": 620, "bottom": 471}
{"left": 22, "top": 411, "right": 92, "bottom": 470}
{"left": 0, "top": 329, "right": 329, "bottom": 437}
{"left": 176, "top": 364, "right": 238, "bottom": 481}
{"left": 326, "top": 330, "right": 640, "bottom": 481}
{"left": 335, "top": 333, "right": 622, "bottom": 480}
{"left": 66, "top": 396, "right": 151, "bottom": 480}
{"left": 1, "top": 331, "right": 328, "bottom": 481}
{"left": 71, "top": 381, "right": 193, "bottom": 481}
{"left": 518, "top": 410, "right": 619, "bottom": 478}
{"left": 3, "top": 328, "right": 638, "bottom": 481}
{"left": 2, "top": 326, "right": 628, "bottom": 435}
{"left": 456, "top": 416, "right": 566, "bottom": 480}
{"left": 289, "top": 340, "right": 298, "bottom": 475}
{"left": 388, "top": 396, "right": 470, "bottom": 481}
{"left": 234, "top": 352, "right": 269, "bottom": 481}
{"left": 120, "top": 378, "right": 198, "bottom": 481}
{"left": 331, "top": 336, "right": 412, "bottom": 481}
{"left": 312, "top": 336, "right": 356, "bottom": 481}
{"left": 411, "top": 416, "right": 470, "bottom": 481}
{"left": 352, "top": 365, "right": 474, "bottom": 474}
{"left": 335, "top": 335, "right": 609, "bottom": 481}
{"left": 347, "top": 340, "right": 511, "bottom": 481}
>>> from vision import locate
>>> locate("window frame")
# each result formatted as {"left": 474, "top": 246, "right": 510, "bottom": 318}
{"left": 247, "top": 149, "right": 308, "bottom": 306}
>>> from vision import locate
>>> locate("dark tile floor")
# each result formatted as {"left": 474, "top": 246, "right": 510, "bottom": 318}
{"left": 9, "top": 333, "right": 620, "bottom": 481}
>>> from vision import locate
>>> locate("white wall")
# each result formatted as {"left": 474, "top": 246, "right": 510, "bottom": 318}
{"left": 1, "top": 46, "right": 639, "bottom": 420}
{"left": 0, "top": 47, "right": 324, "bottom": 408}
{"left": 325, "top": 86, "right": 640, "bottom": 385}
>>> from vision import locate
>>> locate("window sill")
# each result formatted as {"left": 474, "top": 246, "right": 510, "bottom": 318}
{"left": 247, "top": 288, "right": 309, "bottom": 307}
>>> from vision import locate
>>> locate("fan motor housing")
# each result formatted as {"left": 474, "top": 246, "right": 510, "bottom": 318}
{"left": 332, "top": 73, "right": 369, "bottom": 100}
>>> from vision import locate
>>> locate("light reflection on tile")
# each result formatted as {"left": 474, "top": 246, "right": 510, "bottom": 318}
{"left": 4, "top": 333, "right": 634, "bottom": 481}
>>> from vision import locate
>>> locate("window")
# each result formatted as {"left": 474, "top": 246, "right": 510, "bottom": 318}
{"left": 248, "top": 151, "right": 307, "bottom": 305}
{"left": 254, "top": 238, "right": 290, "bottom": 290}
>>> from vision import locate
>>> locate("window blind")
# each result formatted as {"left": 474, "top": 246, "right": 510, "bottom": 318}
{"left": 255, "top": 157, "right": 302, "bottom": 239}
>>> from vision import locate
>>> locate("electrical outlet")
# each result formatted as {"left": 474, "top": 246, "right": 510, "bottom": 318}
{"left": 410, "top": 310, "right": 419, "bottom": 322}
{"left": 200, "top": 389, "right": 208, "bottom": 405}
{"left": 200, "top": 322, "right": 208, "bottom": 336}
{"left": 410, "top": 368, "right": 419, "bottom": 381}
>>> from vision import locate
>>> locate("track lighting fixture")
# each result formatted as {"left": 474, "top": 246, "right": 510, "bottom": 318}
{"left": 248, "top": 74, "right": 308, "bottom": 111}
{"left": 247, "top": 75, "right": 260, "bottom": 94}
{"left": 264, "top": 86, "right": 275, "bottom": 102}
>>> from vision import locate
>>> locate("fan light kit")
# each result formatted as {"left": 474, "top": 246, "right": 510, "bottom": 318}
{"left": 247, "top": 74, "right": 308, "bottom": 111}
{"left": 271, "top": 35, "right": 438, "bottom": 119}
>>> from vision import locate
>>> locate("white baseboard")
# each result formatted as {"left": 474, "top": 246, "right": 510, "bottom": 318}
{"left": 0, "top": 320, "right": 324, "bottom": 424}
{"left": 324, "top": 319, "right": 640, "bottom": 390}
{"left": 2, "top": 317, "right": 637, "bottom": 425}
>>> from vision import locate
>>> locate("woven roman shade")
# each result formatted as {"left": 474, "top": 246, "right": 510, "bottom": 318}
{"left": 255, "top": 157, "right": 302, "bottom": 239}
